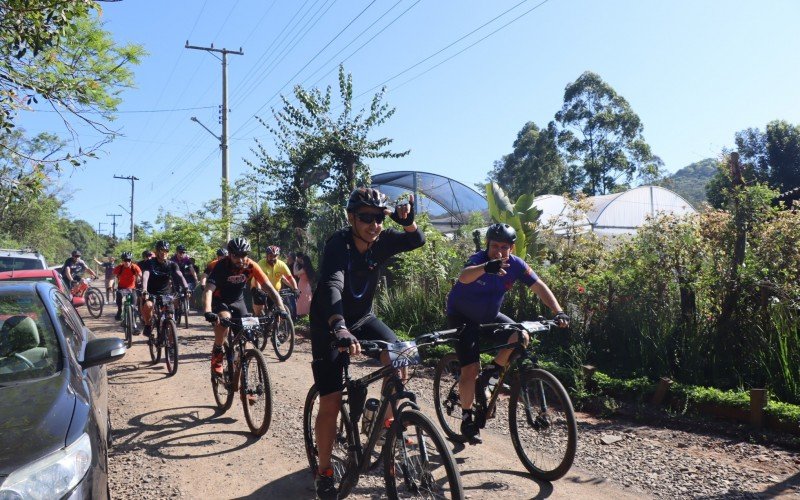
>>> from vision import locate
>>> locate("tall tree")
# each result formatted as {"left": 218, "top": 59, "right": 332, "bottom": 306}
{"left": 555, "top": 71, "right": 663, "bottom": 195}
{"left": 486, "top": 121, "right": 566, "bottom": 199}
{"left": 0, "top": 1, "right": 145, "bottom": 166}
{"left": 246, "top": 65, "right": 408, "bottom": 230}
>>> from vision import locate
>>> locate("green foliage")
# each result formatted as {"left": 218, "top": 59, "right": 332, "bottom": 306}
{"left": 555, "top": 71, "right": 663, "bottom": 195}
{"left": 657, "top": 158, "right": 718, "bottom": 208}
{"left": 765, "top": 400, "right": 800, "bottom": 425}
{"left": 485, "top": 182, "right": 544, "bottom": 260}
{"left": 672, "top": 383, "right": 750, "bottom": 409}
{"left": 486, "top": 121, "right": 566, "bottom": 199}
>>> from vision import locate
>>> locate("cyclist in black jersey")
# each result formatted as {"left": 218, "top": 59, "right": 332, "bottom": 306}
{"left": 62, "top": 250, "right": 98, "bottom": 289}
{"left": 141, "top": 241, "right": 189, "bottom": 337}
{"left": 310, "top": 187, "right": 424, "bottom": 499}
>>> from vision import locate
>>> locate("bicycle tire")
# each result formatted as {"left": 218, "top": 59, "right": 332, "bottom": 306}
{"left": 508, "top": 368, "right": 577, "bottom": 481}
{"left": 182, "top": 296, "right": 190, "bottom": 329}
{"left": 148, "top": 322, "right": 161, "bottom": 363}
{"left": 433, "top": 353, "right": 469, "bottom": 443}
{"left": 211, "top": 342, "right": 234, "bottom": 411}
{"left": 85, "top": 287, "right": 104, "bottom": 319}
{"left": 383, "top": 409, "right": 464, "bottom": 500}
{"left": 163, "top": 319, "right": 179, "bottom": 376}
{"left": 271, "top": 313, "right": 294, "bottom": 361}
{"left": 257, "top": 315, "right": 271, "bottom": 351}
{"left": 302, "top": 385, "right": 359, "bottom": 498}
{"left": 123, "top": 305, "right": 133, "bottom": 349}
{"left": 241, "top": 349, "right": 273, "bottom": 436}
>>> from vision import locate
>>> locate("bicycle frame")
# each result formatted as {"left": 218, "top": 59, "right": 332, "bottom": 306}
{"left": 220, "top": 317, "right": 267, "bottom": 389}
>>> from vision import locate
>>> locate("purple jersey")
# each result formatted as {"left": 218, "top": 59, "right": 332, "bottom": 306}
{"left": 446, "top": 251, "right": 538, "bottom": 323}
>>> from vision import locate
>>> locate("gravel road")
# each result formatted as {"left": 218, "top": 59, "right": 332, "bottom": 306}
{"left": 84, "top": 311, "right": 800, "bottom": 499}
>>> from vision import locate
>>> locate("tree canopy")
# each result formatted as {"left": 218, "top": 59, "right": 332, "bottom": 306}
{"left": 555, "top": 71, "right": 662, "bottom": 195}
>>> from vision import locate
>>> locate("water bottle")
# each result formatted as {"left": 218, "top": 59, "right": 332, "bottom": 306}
{"left": 361, "top": 398, "right": 380, "bottom": 435}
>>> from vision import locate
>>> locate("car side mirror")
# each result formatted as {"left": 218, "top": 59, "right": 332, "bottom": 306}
{"left": 81, "top": 337, "right": 126, "bottom": 370}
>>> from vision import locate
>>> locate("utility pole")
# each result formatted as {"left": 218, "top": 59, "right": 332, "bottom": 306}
{"left": 106, "top": 213, "right": 123, "bottom": 239}
{"left": 185, "top": 41, "right": 244, "bottom": 242}
{"left": 113, "top": 175, "right": 139, "bottom": 247}
{"left": 96, "top": 222, "right": 107, "bottom": 260}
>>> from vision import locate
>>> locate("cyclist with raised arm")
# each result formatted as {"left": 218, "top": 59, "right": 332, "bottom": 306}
{"left": 62, "top": 250, "right": 98, "bottom": 289}
{"left": 140, "top": 241, "right": 189, "bottom": 338}
{"left": 446, "top": 223, "right": 569, "bottom": 443}
{"left": 311, "top": 187, "right": 423, "bottom": 499}
{"left": 251, "top": 245, "right": 298, "bottom": 317}
{"left": 203, "top": 237, "right": 284, "bottom": 376}
{"left": 112, "top": 252, "right": 142, "bottom": 321}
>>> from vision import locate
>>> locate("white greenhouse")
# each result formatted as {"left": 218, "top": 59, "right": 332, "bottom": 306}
{"left": 533, "top": 186, "right": 697, "bottom": 235}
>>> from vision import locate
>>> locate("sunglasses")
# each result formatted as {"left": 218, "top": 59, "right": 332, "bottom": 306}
{"left": 123, "top": 259, "right": 132, "bottom": 262}
{"left": 231, "top": 252, "right": 248, "bottom": 259}
{"left": 355, "top": 212, "right": 386, "bottom": 224}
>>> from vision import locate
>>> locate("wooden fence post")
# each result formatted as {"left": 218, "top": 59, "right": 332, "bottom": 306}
{"left": 651, "top": 377, "right": 673, "bottom": 406}
{"left": 750, "top": 388, "right": 767, "bottom": 429}
{"left": 582, "top": 365, "right": 596, "bottom": 390}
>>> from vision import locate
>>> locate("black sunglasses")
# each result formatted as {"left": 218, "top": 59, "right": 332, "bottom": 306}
{"left": 123, "top": 259, "right": 132, "bottom": 262}
{"left": 355, "top": 212, "right": 386, "bottom": 224}
{"left": 231, "top": 252, "right": 248, "bottom": 258}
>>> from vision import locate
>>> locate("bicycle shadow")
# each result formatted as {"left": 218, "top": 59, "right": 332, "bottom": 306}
{"left": 459, "top": 468, "right": 554, "bottom": 498}
{"left": 233, "top": 468, "right": 315, "bottom": 499}
{"left": 107, "top": 362, "right": 171, "bottom": 385}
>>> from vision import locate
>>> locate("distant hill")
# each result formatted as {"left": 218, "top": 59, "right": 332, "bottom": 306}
{"left": 658, "top": 158, "right": 718, "bottom": 208}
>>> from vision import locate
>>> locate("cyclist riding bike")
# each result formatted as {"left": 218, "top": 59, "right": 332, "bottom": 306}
{"left": 446, "top": 222, "right": 570, "bottom": 443}
{"left": 171, "top": 244, "right": 198, "bottom": 293}
{"left": 200, "top": 248, "right": 227, "bottom": 288}
{"left": 62, "top": 250, "right": 98, "bottom": 289}
{"left": 251, "top": 245, "right": 298, "bottom": 317}
{"left": 112, "top": 252, "right": 142, "bottom": 321}
{"left": 141, "top": 241, "right": 189, "bottom": 338}
{"left": 203, "top": 237, "right": 284, "bottom": 376}
{"left": 310, "top": 187, "right": 423, "bottom": 500}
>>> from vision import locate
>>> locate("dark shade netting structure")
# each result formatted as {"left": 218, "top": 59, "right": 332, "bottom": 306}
{"left": 371, "top": 171, "right": 487, "bottom": 231}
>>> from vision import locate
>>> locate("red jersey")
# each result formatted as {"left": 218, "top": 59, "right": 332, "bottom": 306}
{"left": 207, "top": 257, "right": 268, "bottom": 303}
{"left": 113, "top": 263, "right": 142, "bottom": 289}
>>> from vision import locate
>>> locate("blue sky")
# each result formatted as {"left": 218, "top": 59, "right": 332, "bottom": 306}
{"left": 19, "top": 0, "right": 800, "bottom": 235}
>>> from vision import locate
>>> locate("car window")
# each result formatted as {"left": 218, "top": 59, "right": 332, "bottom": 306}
{"left": 0, "top": 291, "right": 62, "bottom": 382}
{"left": 0, "top": 257, "right": 43, "bottom": 271}
{"left": 51, "top": 291, "right": 84, "bottom": 353}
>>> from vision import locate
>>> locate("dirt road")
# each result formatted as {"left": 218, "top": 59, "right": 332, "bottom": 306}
{"left": 88, "top": 311, "right": 645, "bottom": 499}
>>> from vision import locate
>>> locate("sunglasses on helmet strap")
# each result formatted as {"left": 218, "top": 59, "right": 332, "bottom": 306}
{"left": 355, "top": 212, "right": 386, "bottom": 224}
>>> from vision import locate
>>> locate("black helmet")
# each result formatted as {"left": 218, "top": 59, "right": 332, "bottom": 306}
{"left": 72, "top": 250, "right": 82, "bottom": 257}
{"left": 142, "top": 250, "right": 153, "bottom": 258}
{"left": 227, "top": 237, "right": 251, "bottom": 255}
{"left": 486, "top": 223, "right": 517, "bottom": 244}
{"left": 346, "top": 187, "right": 389, "bottom": 213}
{"left": 155, "top": 240, "right": 170, "bottom": 251}
{"left": 216, "top": 248, "right": 228, "bottom": 257}
{"left": 176, "top": 244, "right": 187, "bottom": 253}
{"left": 120, "top": 251, "right": 133, "bottom": 260}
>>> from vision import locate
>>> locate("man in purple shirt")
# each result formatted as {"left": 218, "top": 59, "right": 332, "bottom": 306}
{"left": 446, "top": 223, "right": 569, "bottom": 443}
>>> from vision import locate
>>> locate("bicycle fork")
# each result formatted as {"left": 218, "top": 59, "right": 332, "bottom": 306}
{"left": 521, "top": 377, "right": 551, "bottom": 430}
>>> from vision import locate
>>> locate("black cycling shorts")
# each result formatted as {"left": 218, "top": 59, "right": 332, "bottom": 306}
{"left": 310, "top": 314, "right": 398, "bottom": 396}
{"left": 448, "top": 310, "right": 515, "bottom": 366}
{"left": 212, "top": 297, "right": 248, "bottom": 318}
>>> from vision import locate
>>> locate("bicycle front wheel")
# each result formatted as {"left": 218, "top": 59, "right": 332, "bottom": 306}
{"left": 211, "top": 342, "right": 234, "bottom": 411}
{"left": 85, "top": 287, "right": 104, "bottom": 319}
{"left": 383, "top": 409, "right": 463, "bottom": 499}
{"left": 123, "top": 306, "right": 133, "bottom": 349}
{"left": 163, "top": 320, "right": 179, "bottom": 376}
{"left": 241, "top": 349, "right": 273, "bottom": 436}
{"left": 271, "top": 313, "right": 295, "bottom": 361}
{"left": 303, "top": 385, "right": 359, "bottom": 498}
{"left": 508, "top": 368, "right": 577, "bottom": 481}
{"left": 433, "top": 353, "right": 468, "bottom": 443}
{"left": 182, "top": 296, "right": 190, "bottom": 329}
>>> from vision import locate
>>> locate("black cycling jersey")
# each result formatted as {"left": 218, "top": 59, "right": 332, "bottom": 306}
{"left": 310, "top": 227, "right": 425, "bottom": 328}
{"left": 143, "top": 258, "right": 185, "bottom": 295}
{"left": 62, "top": 258, "right": 89, "bottom": 283}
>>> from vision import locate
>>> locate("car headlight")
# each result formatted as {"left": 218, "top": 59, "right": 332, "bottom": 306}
{"left": 0, "top": 433, "right": 92, "bottom": 500}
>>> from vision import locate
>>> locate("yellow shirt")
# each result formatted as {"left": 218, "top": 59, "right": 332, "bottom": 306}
{"left": 254, "top": 258, "right": 292, "bottom": 290}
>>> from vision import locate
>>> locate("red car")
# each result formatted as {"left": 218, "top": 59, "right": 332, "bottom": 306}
{"left": 0, "top": 269, "right": 86, "bottom": 308}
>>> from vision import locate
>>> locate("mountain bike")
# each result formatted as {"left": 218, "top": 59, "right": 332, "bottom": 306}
{"left": 209, "top": 315, "right": 274, "bottom": 436}
{"left": 146, "top": 293, "right": 179, "bottom": 376}
{"left": 173, "top": 288, "right": 191, "bottom": 329}
{"left": 72, "top": 277, "right": 104, "bottom": 319}
{"left": 431, "top": 320, "right": 577, "bottom": 481}
{"left": 255, "top": 288, "right": 295, "bottom": 361}
{"left": 303, "top": 338, "right": 463, "bottom": 499}
{"left": 119, "top": 289, "right": 139, "bottom": 349}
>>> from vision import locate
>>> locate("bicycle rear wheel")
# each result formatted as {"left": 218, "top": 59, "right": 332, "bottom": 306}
{"left": 85, "top": 287, "right": 104, "bottom": 319}
{"left": 241, "top": 349, "right": 273, "bottom": 436}
{"left": 163, "top": 319, "right": 179, "bottom": 376}
{"left": 211, "top": 342, "right": 234, "bottom": 411}
{"left": 303, "top": 385, "right": 359, "bottom": 498}
{"left": 271, "top": 313, "right": 294, "bottom": 361}
{"left": 433, "top": 353, "right": 468, "bottom": 443}
{"left": 383, "top": 409, "right": 463, "bottom": 499}
{"left": 257, "top": 315, "right": 271, "bottom": 351}
{"left": 509, "top": 368, "right": 577, "bottom": 481}
{"left": 148, "top": 322, "right": 161, "bottom": 363}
